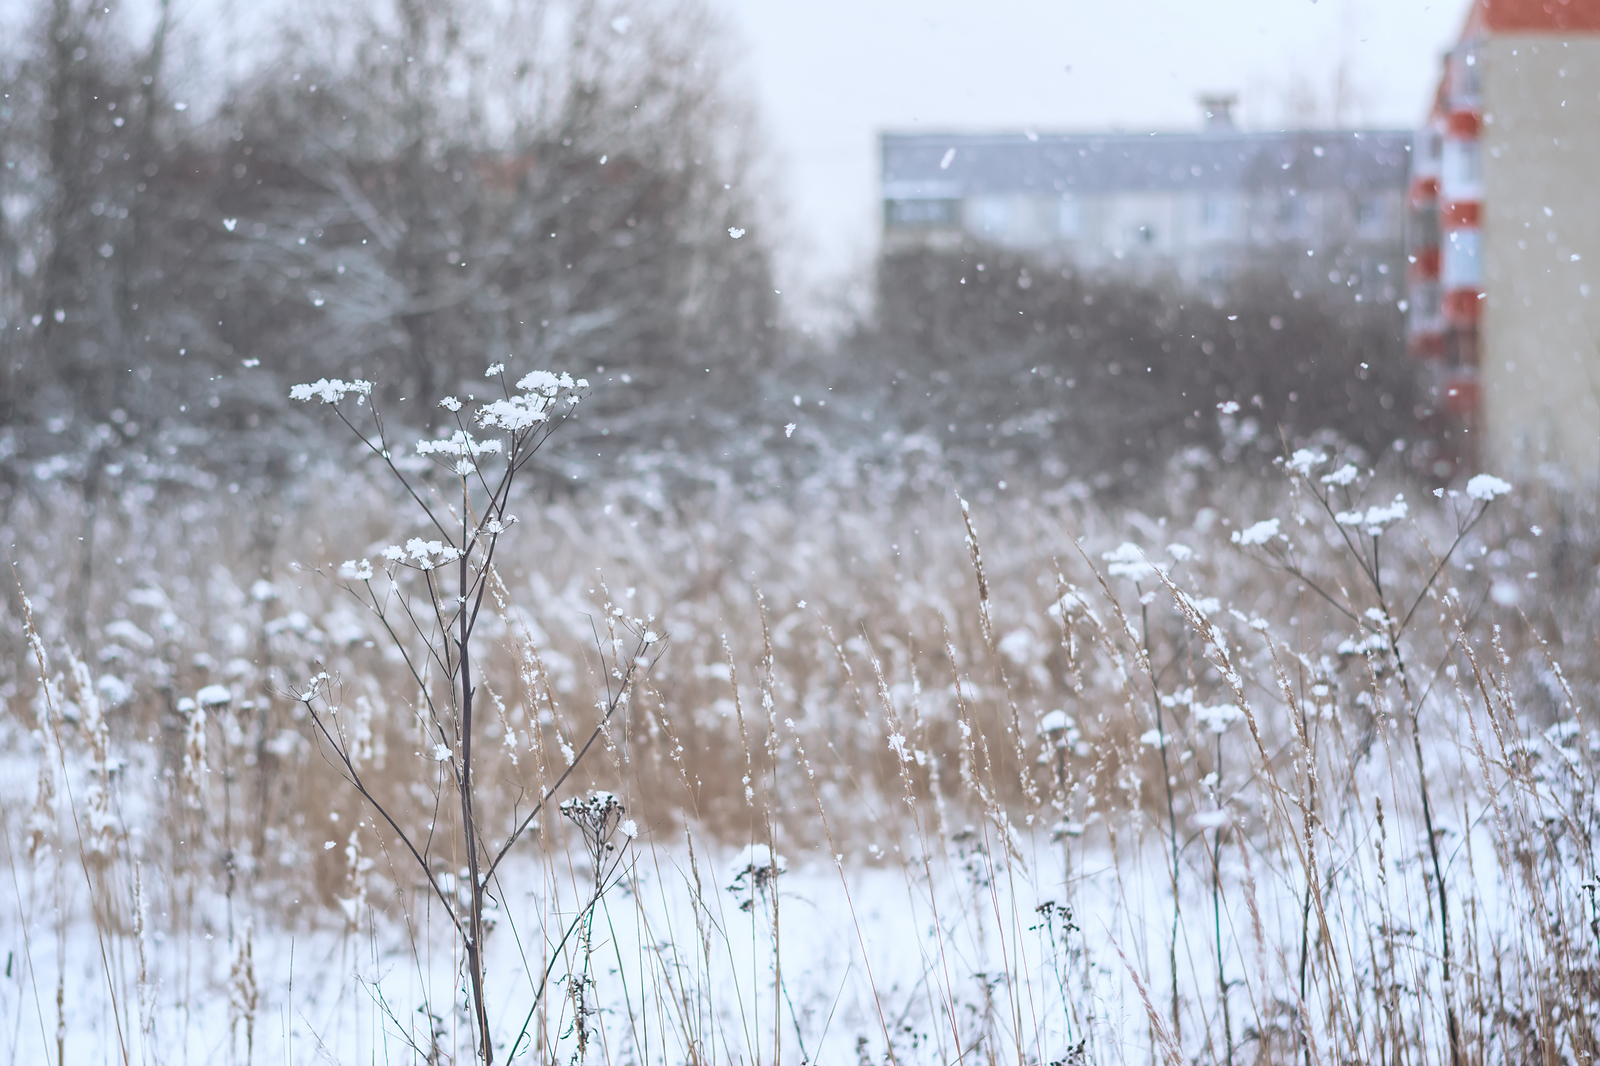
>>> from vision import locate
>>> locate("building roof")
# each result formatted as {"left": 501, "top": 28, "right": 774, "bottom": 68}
{"left": 1464, "top": 0, "right": 1600, "bottom": 35}
{"left": 881, "top": 129, "right": 1413, "bottom": 201}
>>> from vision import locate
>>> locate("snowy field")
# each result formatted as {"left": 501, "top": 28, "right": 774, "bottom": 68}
{"left": 3, "top": 385, "right": 1597, "bottom": 1064}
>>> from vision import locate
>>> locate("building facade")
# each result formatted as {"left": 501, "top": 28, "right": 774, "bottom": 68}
{"left": 881, "top": 111, "right": 1411, "bottom": 298}
{"left": 1408, "top": 0, "right": 1600, "bottom": 474}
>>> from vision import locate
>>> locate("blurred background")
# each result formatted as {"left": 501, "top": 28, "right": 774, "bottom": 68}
{"left": 1, "top": 0, "right": 1597, "bottom": 639}
{"left": 4, "top": 0, "right": 1595, "bottom": 514}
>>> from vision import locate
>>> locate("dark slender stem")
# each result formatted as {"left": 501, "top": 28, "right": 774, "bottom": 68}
{"left": 1140, "top": 591, "right": 1183, "bottom": 1046}
{"left": 301, "top": 697, "right": 465, "bottom": 939}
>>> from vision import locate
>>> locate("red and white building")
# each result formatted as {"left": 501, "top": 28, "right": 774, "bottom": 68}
{"left": 1409, "top": 0, "right": 1600, "bottom": 474}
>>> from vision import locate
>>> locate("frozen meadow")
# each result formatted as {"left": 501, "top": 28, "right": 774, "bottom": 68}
{"left": 1, "top": 372, "right": 1596, "bottom": 1064}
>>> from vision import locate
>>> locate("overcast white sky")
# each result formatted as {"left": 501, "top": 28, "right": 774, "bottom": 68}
{"left": 710, "top": 0, "right": 1470, "bottom": 302}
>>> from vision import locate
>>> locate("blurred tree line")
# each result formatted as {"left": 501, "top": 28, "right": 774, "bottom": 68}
{"left": 830, "top": 241, "right": 1428, "bottom": 492}
{"left": 0, "top": 0, "right": 777, "bottom": 502}
{"left": 0, "top": 0, "right": 1435, "bottom": 528}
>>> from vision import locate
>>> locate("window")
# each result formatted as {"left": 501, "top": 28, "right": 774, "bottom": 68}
{"left": 1057, "top": 197, "right": 1081, "bottom": 238}
{"left": 969, "top": 197, "right": 1010, "bottom": 237}
{"left": 1356, "top": 195, "right": 1387, "bottom": 234}
{"left": 1442, "top": 229, "right": 1481, "bottom": 287}
{"left": 1442, "top": 140, "right": 1481, "bottom": 193}
{"left": 885, "top": 198, "right": 959, "bottom": 228}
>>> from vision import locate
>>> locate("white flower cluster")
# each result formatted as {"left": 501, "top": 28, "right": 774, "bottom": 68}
{"left": 1321, "top": 463, "right": 1359, "bottom": 486}
{"left": 477, "top": 371, "right": 588, "bottom": 432}
{"left": 339, "top": 558, "right": 374, "bottom": 581}
{"left": 1466, "top": 474, "right": 1512, "bottom": 501}
{"left": 1102, "top": 542, "right": 1161, "bottom": 580}
{"left": 380, "top": 538, "right": 464, "bottom": 571}
{"left": 289, "top": 378, "right": 373, "bottom": 404}
{"left": 1286, "top": 449, "right": 1326, "bottom": 477}
{"left": 415, "top": 430, "right": 503, "bottom": 458}
{"left": 1285, "top": 449, "right": 1362, "bottom": 487}
{"left": 1336, "top": 495, "right": 1408, "bottom": 536}
{"left": 1192, "top": 702, "right": 1245, "bottom": 734}
{"left": 1231, "top": 518, "right": 1281, "bottom": 546}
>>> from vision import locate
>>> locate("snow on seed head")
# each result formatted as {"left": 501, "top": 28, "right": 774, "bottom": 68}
{"left": 1231, "top": 518, "right": 1280, "bottom": 546}
{"left": 1286, "top": 449, "right": 1326, "bottom": 477}
{"left": 289, "top": 378, "right": 373, "bottom": 404}
{"left": 338, "top": 559, "right": 374, "bottom": 581}
{"left": 1102, "top": 542, "right": 1159, "bottom": 579}
{"left": 1466, "top": 474, "right": 1512, "bottom": 501}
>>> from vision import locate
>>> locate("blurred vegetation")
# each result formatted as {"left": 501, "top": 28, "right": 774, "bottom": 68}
{"left": 0, "top": 0, "right": 777, "bottom": 500}
{"left": 0, "top": 0, "right": 1446, "bottom": 520}
{"left": 837, "top": 240, "right": 1430, "bottom": 493}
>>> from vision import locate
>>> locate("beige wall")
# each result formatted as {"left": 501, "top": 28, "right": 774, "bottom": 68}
{"left": 1480, "top": 35, "right": 1600, "bottom": 475}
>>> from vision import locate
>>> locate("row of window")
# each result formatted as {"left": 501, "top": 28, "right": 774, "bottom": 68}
{"left": 886, "top": 193, "right": 1396, "bottom": 241}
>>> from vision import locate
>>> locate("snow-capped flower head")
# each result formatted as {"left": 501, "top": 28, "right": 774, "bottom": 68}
{"left": 477, "top": 371, "right": 588, "bottom": 432}
{"left": 196, "top": 684, "right": 232, "bottom": 707}
{"left": 1321, "top": 464, "right": 1359, "bottom": 487}
{"left": 338, "top": 558, "right": 374, "bottom": 581}
{"left": 1039, "top": 709, "right": 1071, "bottom": 734}
{"left": 516, "top": 369, "right": 585, "bottom": 394}
{"left": 415, "top": 430, "right": 502, "bottom": 458}
{"left": 1231, "top": 518, "right": 1281, "bottom": 547}
{"left": 484, "top": 362, "right": 506, "bottom": 378}
{"left": 289, "top": 378, "right": 373, "bottom": 405}
{"left": 1466, "top": 474, "right": 1512, "bottom": 502}
{"left": 1102, "top": 542, "right": 1159, "bottom": 580}
{"left": 403, "top": 538, "right": 463, "bottom": 571}
{"left": 1335, "top": 495, "right": 1407, "bottom": 536}
{"left": 439, "top": 396, "right": 462, "bottom": 412}
{"left": 1286, "top": 449, "right": 1327, "bottom": 477}
{"left": 1165, "top": 543, "right": 1194, "bottom": 562}
{"left": 477, "top": 394, "right": 553, "bottom": 431}
{"left": 560, "top": 791, "right": 628, "bottom": 858}
{"left": 727, "top": 843, "right": 786, "bottom": 896}
{"left": 1193, "top": 702, "right": 1245, "bottom": 734}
